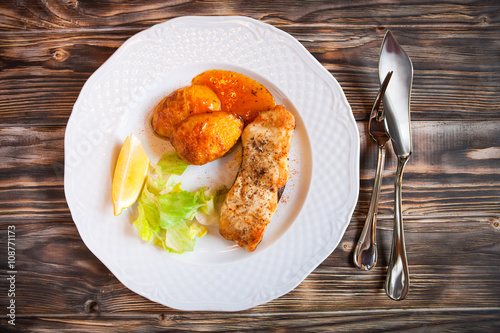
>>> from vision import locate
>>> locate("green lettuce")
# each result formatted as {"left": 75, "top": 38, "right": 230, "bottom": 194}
{"left": 157, "top": 151, "right": 189, "bottom": 175}
{"left": 194, "top": 186, "right": 229, "bottom": 226}
{"left": 133, "top": 152, "right": 224, "bottom": 254}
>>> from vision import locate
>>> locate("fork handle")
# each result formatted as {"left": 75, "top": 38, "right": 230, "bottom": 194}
{"left": 354, "top": 145, "right": 386, "bottom": 270}
{"left": 385, "top": 155, "right": 410, "bottom": 300}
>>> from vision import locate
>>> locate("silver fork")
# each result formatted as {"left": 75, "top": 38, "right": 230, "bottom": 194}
{"left": 353, "top": 71, "right": 393, "bottom": 270}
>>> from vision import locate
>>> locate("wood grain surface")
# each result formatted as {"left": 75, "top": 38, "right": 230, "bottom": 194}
{"left": 1, "top": 0, "right": 499, "bottom": 331}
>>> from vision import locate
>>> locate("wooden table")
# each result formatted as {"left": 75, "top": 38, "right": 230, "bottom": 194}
{"left": 1, "top": 1, "right": 499, "bottom": 331}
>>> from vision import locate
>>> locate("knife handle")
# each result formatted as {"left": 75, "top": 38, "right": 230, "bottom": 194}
{"left": 385, "top": 155, "right": 410, "bottom": 300}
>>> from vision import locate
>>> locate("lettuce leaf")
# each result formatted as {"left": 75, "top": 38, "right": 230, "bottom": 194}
{"left": 194, "top": 186, "right": 228, "bottom": 226}
{"left": 133, "top": 204, "right": 154, "bottom": 242}
{"left": 158, "top": 190, "right": 200, "bottom": 229}
{"left": 158, "top": 151, "right": 188, "bottom": 175}
{"left": 132, "top": 152, "right": 215, "bottom": 254}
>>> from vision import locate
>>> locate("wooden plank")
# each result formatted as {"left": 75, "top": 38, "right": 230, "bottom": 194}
{"left": 1, "top": 1, "right": 499, "bottom": 330}
{"left": 1, "top": 216, "right": 498, "bottom": 314}
{"left": 1, "top": 120, "right": 498, "bottom": 219}
{"left": 0, "top": 219, "right": 498, "bottom": 313}
{"left": 0, "top": 0, "right": 499, "bottom": 30}
{"left": 0, "top": 120, "right": 498, "bottom": 315}
{"left": 4, "top": 310, "right": 500, "bottom": 332}
{"left": 1, "top": 27, "right": 499, "bottom": 125}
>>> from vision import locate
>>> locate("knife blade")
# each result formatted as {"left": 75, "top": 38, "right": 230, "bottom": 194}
{"left": 379, "top": 30, "right": 413, "bottom": 158}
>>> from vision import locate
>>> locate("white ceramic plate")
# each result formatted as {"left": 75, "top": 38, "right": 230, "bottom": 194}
{"left": 64, "top": 16, "right": 359, "bottom": 311}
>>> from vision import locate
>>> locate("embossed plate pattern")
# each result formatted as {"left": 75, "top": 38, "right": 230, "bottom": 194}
{"left": 64, "top": 16, "right": 359, "bottom": 311}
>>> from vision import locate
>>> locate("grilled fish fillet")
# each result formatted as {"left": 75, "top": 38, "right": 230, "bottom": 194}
{"left": 219, "top": 105, "right": 295, "bottom": 252}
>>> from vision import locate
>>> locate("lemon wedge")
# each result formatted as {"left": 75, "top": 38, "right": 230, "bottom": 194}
{"left": 112, "top": 133, "right": 149, "bottom": 216}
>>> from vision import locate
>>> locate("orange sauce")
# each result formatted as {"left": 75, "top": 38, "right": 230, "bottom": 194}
{"left": 192, "top": 70, "right": 276, "bottom": 125}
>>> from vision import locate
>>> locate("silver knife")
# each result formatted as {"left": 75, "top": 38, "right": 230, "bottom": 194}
{"left": 378, "top": 30, "right": 413, "bottom": 300}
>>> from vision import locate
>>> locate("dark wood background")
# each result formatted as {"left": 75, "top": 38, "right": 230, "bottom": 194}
{"left": 1, "top": 0, "right": 499, "bottom": 331}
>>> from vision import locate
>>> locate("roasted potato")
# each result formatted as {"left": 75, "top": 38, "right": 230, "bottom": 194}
{"left": 192, "top": 70, "right": 276, "bottom": 125}
{"left": 170, "top": 112, "right": 244, "bottom": 165}
{"left": 151, "top": 85, "right": 220, "bottom": 139}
